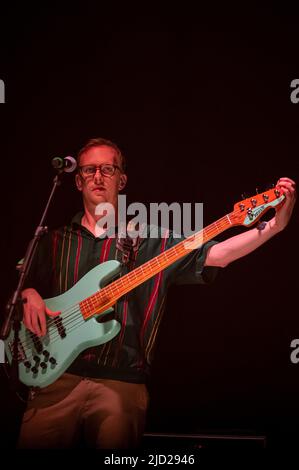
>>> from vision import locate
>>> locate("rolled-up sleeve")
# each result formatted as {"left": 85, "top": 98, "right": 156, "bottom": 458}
{"left": 164, "top": 232, "right": 219, "bottom": 286}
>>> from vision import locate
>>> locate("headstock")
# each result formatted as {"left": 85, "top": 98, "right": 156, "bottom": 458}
{"left": 231, "top": 187, "right": 286, "bottom": 227}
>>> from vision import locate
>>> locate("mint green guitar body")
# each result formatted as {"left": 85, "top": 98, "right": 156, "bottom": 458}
{"left": 5, "top": 260, "right": 122, "bottom": 388}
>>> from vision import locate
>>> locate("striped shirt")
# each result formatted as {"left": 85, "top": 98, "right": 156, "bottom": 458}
{"left": 24, "top": 212, "right": 218, "bottom": 383}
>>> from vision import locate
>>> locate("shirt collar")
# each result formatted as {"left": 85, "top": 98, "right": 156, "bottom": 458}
{"left": 70, "top": 211, "right": 113, "bottom": 240}
{"left": 71, "top": 211, "right": 85, "bottom": 227}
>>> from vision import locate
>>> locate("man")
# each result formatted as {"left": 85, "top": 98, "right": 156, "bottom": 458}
{"left": 18, "top": 138, "right": 296, "bottom": 448}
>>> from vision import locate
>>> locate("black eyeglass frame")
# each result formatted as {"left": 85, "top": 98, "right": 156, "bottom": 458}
{"left": 78, "top": 163, "right": 121, "bottom": 177}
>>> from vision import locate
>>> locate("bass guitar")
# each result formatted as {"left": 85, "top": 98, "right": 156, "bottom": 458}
{"left": 4, "top": 187, "right": 285, "bottom": 387}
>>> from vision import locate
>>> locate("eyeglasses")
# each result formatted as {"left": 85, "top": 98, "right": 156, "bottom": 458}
{"left": 79, "top": 164, "right": 121, "bottom": 178}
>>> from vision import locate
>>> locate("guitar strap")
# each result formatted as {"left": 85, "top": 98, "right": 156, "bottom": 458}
{"left": 113, "top": 222, "right": 142, "bottom": 323}
{"left": 115, "top": 221, "right": 142, "bottom": 273}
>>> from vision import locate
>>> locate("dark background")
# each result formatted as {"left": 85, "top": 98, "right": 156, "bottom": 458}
{"left": 0, "top": 6, "right": 298, "bottom": 451}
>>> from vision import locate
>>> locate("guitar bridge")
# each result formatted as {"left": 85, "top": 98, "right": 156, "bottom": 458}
{"left": 8, "top": 340, "right": 26, "bottom": 362}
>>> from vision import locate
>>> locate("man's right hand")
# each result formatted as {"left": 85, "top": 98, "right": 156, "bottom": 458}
{"left": 22, "top": 288, "right": 61, "bottom": 337}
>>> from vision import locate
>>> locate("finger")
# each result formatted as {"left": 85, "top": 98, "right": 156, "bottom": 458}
{"left": 24, "top": 305, "right": 36, "bottom": 334}
{"left": 280, "top": 187, "right": 291, "bottom": 198}
{"left": 277, "top": 184, "right": 296, "bottom": 197}
{"left": 283, "top": 187, "right": 297, "bottom": 201}
{"left": 278, "top": 177, "right": 296, "bottom": 185}
{"left": 38, "top": 310, "right": 47, "bottom": 337}
{"left": 31, "top": 309, "right": 44, "bottom": 337}
{"left": 278, "top": 181, "right": 295, "bottom": 187}
{"left": 23, "top": 304, "right": 33, "bottom": 332}
{"left": 277, "top": 181, "right": 295, "bottom": 189}
{"left": 45, "top": 307, "right": 61, "bottom": 317}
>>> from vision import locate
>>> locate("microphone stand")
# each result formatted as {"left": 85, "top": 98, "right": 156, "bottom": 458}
{"left": 0, "top": 169, "right": 65, "bottom": 390}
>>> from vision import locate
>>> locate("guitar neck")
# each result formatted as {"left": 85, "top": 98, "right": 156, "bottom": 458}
{"left": 81, "top": 213, "right": 234, "bottom": 319}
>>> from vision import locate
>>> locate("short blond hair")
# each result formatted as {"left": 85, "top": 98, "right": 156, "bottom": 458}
{"left": 77, "top": 137, "right": 126, "bottom": 172}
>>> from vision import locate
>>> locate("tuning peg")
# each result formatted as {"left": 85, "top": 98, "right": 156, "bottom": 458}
{"left": 241, "top": 192, "right": 249, "bottom": 199}
{"left": 255, "top": 187, "right": 259, "bottom": 194}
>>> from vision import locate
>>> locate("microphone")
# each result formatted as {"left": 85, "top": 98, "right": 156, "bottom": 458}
{"left": 51, "top": 156, "right": 77, "bottom": 173}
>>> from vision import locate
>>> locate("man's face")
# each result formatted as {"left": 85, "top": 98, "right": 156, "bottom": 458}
{"left": 75, "top": 145, "right": 127, "bottom": 210}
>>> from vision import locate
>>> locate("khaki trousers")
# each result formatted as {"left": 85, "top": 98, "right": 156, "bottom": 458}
{"left": 18, "top": 373, "right": 149, "bottom": 449}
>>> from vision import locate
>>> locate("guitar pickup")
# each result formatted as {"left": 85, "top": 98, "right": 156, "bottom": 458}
{"left": 54, "top": 317, "right": 67, "bottom": 338}
{"left": 31, "top": 334, "right": 43, "bottom": 354}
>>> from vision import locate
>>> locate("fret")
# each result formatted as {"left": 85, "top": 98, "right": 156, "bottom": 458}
{"left": 213, "top": 220, "right": 221, "bottom": 233}
{"left": 154, "top": 257, "right": 161, "bottom": 266}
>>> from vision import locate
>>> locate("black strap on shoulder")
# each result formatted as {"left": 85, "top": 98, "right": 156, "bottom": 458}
{"left": 115, "top": 233, "right": 140, "bottom": 271}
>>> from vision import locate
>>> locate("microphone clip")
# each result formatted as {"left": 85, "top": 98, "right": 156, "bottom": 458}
{"left": 51, "top": 156, "right": 77, "bottom": 173}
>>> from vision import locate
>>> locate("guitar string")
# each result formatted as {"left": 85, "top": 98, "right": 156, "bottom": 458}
{"left": 17, "top": 218, "right": 245, "bottom": 357}
{"left": 19, "top": 306, "right": 80, "bottom": 349}
{"left": 66, "top": 214, "right": 232, "bottom": 321}
{"left": 17, "top": 210, "right": 251, "bottom": 356}
{"left": 20, "top": 191, "right": 281, "bottom": 338}
{"left": 21, "top": 204, "right": 257, "bottom": 343}
{"left": 21, "top": 316, "right": 91, "bottom": 364}
{"left": 17, "top": 197, "right": 277, "bottom": 360}
{"left": 18, "top": 216, "right": 230, "bottom": 352}
{"left": 22, "top": 312, "right": 123, "bottom": 364}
